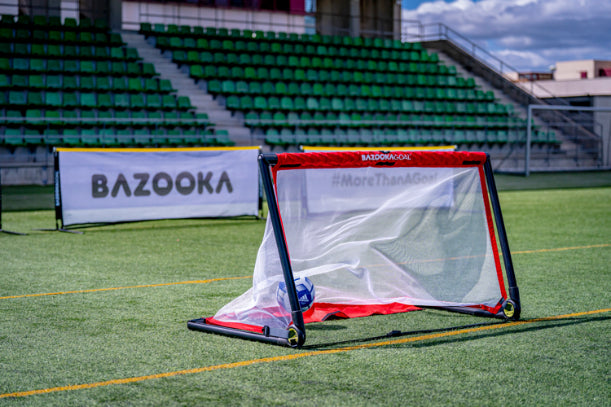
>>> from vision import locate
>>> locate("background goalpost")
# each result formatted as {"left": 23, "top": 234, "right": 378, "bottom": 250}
{"left": 526, "top": 105, "right": 611, "bottom": 176}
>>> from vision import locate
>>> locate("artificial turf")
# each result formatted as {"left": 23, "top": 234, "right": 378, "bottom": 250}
{"left": 0, "top": 176, "right": 609, "bottom": 405}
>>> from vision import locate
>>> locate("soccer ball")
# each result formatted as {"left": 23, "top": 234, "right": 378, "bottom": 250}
{"left": 277, "top": 276, "right": 315, "bottom": 312}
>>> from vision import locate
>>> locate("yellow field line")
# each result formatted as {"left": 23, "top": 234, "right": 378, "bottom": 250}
{"left": 1, "top": 307, "right": 609, "bottom": 399}
{"left": 1, "top": 244, "right": 608, "bottom": 301}
{"left": 511, "top": 243, "right": 610, "bottom": 255}
{"left": 411, "top": 243, "right": 610, "bottom": 264}
{"left": 0, "top": 276, "right": 251, "bottom": 300}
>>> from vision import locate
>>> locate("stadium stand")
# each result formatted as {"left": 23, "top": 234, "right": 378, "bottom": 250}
{"left": 140, "top": 22, "right": 557, "bottom": 149}
{"left": 0, "top": 14, "right": 229, "bottom": 148}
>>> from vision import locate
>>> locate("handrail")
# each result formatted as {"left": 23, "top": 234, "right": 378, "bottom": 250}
{"left": 402, "top": 21, "right": 569, "bottom": 106}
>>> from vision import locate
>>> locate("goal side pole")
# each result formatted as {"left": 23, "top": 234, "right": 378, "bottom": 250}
{"left": 259, "top": 153, "right": 306, "bottom": 347}
{"left": 484, "top": 156, "right": 521, "bottom": 319}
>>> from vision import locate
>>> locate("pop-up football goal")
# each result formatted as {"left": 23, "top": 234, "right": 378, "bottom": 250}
{"left": 188, "top": 150, "right": 520, "bottom": 347}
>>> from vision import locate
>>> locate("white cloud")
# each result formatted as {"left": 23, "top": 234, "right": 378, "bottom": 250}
{"left": 493, "top": 49, "right": 550, "bottom": 71}
{"left": 402, "top": 0, "right": 611, "bottom": 71}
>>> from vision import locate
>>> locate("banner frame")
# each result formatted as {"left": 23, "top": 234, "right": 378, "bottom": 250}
{"left": 52, "top": 146, "right": 262, "bottom": 231}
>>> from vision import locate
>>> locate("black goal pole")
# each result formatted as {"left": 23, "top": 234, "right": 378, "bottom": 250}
{"left": 0, "top": 166, "right": 26, "bottom": 235}
{"left": 259, "top": 153, "right": 306, "bottom": 347}
{"left": 484, "top": 156, "right": 520, "bottom": 319}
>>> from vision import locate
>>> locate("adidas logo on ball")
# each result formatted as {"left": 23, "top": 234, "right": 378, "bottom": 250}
{"left": 277, "top": 276, "right": 315, "bottom": 312}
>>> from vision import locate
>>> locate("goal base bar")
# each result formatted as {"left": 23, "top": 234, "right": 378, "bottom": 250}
{"left": 187, "top": 318, "right": 294, "bottom": 347}
{"left": 423, "top": 302, "right": 520, "bottom": 321}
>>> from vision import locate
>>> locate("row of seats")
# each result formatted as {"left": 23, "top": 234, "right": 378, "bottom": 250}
{"left": 1, "top": 129, "right": 233, "bottom": 148}
{"left": 0, "top": 28, "right": 124, "bottom": 47}
{"left": 171, "top": 50, "right": 449, "bottom": 76}
{"left": 188, "top": 66, "right": 478, "bottom": 90}
{"left": 0, "top": 75, "right": 175, "bottom": 94}
{"left": 2, "top": 109, "right": 210, "bottom": 127}
{"left": 0, "top": 43, "right": 140, "bottom": 61}
{"left": 230, "top": 97, "right": 509, "bottom": 116}
{"left": 212, "top": 81, "right": 492, "bottom": 102}
{"left": 1, "top": 91, "right": 193, "bottom": 111}
{"left": 181, "top": 53, "right": 446, "bottom": 78}
{"left": 245, "top": 111, "right": 522, "bottom": 128}
{"left": 158, "top": 37, "right": 437, "bottom": 64}
{"left": 0, "top": 58, "right": 157, "bottom": 77}
{"left": 1, "top": 16, "right": 121, "bottom": 48}
{"left": 141, "top": 22, "right": 420, "bottom": 51}
{"left": 264, "top": 128, "right": 557, "bottom": 148}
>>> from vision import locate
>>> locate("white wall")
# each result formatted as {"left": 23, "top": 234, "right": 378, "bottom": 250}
{"left": 122, "top": 1, "right": 308, "bottom": 34}
{"left": 61, "top": 0, "right": 78, "bottom": 21}
{"left": 517, "top": 77, "right": 611, "bottom": 99}
{"left": 0, "top": 0, "right": 17, "bottom": 16}
{"left": 555, "top": 60, "right": 611, "bottom": 80}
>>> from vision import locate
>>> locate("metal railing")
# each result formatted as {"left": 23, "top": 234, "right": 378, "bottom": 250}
{"left": 401, "top": 21, "right": 566, "bottom": 105}
{"left": 525, "top": 105, "right": 611, "bottom": 175}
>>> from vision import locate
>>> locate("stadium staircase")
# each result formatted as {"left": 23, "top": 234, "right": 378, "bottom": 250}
{"left": 121, "top": 32, "right": 253, "bottom": 146}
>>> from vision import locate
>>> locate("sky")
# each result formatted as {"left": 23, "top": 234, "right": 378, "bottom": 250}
{"left": 401, "top": 0, "right": 611, "bottom": 73}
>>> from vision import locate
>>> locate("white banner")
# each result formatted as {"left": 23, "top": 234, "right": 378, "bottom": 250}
{"left": 56, "top": 147, "right": 260, "bottom": 226}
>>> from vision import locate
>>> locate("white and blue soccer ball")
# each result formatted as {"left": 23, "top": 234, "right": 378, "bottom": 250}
{"left": 277, "top": 276, "right": 315, "bottom": 312}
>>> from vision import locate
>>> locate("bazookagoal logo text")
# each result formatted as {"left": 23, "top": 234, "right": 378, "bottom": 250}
{"left": 361, "top": 153, "right": 411, "bottom": 161}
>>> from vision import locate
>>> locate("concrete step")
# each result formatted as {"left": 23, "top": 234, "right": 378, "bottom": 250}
{"left": 121, "top": 31, "right": 251, "bottom": 145}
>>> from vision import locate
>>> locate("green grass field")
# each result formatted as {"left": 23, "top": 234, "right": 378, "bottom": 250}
{"left": 1, "top": 173, "right": 609, "bottom": 405}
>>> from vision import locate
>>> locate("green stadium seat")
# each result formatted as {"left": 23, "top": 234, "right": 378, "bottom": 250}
{"left": 130, "top": 94, "right": 145, "bottom": 110}
{"left": 225, "top": 95, "right": 239, "bottom": 110}
{"left": 43, "top": 110, "right": 62, "bottom": 128}
{"left": 97, "top": 110, "right": 113, "bottom": 128}
{"left": 62, "top": 92, "right": 79, "bottom": 108}
{"left": 162, "top": 94, "right": 177, "bottom": 110}
{"left": 98, "top": 93, "right": 113, "bottom": 109}
{"left": 47, "top": 59, "right": 63, "bottom": 73}
{"left": 253, "top": 96, "right": 267, "bottom": 110}
{"left": 158, "top": 79, "right": 174, "bottom": 93}
{"left": 77, "top": 75, "right": 94, "bottom": 90}
{"left": 80, "top": 92, "right": 97, "bottom": 109}
{"left": 146, "top": 94, "right": 162, "bottom": 110}
{"left": 63, "top": 60, "right": 79, "bottom": 73}
{"left": 95, "top": 46, "right": 110, "bottom": 60}
{"left": 25, "top": 109, "right": 44, "bottom": 128}
{"left": 95, "top": 76, "right": 112, "bottom": 92}
{"left": 144, "top": 78, "right": 159, "bottom": 92}
{"left": 112, "top": 76, "right": 128, "bottom": 92}
{"left": 128, "top": 77, "right": 144, "bottom": 93}
{"left": 7, "top": 90, "right": 26, "bottom": 106}
{"left": 2, "top": 128, "right": 25, "bottom": 146}
{"left": 177, "top": 96, "right": 192, "bottom": 110}
{"left": 267, "top": 96, "right": 280, "bottom": 111}
{"left": 80, "top": 129, "right": 100, "bottom": 146}
{"left": 114, "top": 93, "right": 130, "bottom": 109}
{"left": 179, "top": 111, "right": 196, "bottom": 127}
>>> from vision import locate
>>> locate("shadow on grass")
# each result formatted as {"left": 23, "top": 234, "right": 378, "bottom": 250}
{"left": 302, "top": 315, "right": 611, "bottom": 350}
{"left": 35, "top": 217, "right": 264, "bottom": 235}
